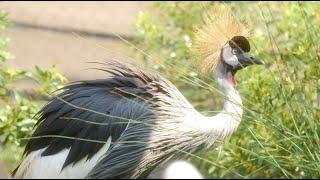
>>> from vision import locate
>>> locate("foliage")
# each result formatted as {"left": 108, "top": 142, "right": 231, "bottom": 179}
{"left": 133, "top": 1, "right": 320, "bottom": 178}
{"left": 0, "top": 11, "right": 12, "bottom": 62}
{"left": 0, "top": 11, "right": 67, "bottom": 171}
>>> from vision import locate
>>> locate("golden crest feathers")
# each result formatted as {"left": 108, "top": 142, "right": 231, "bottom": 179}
{"left": 192, "top": 6, "right": 250, "bottom": 74}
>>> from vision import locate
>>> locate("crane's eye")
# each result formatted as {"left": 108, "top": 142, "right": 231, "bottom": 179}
{"left": 232, "top": 49, "right": 238, "bottom": 55}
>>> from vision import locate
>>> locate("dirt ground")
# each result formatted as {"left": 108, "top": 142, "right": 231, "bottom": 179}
{"left": 0, "top": 161, "right": 9, "bottom": 178}
{"left": 0, "top": 1, "right": 150, "bottom": 36}
{"left": 0, "top": 1, "right": 151, "bottom": 82}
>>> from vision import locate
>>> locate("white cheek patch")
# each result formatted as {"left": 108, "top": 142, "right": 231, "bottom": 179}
{"left": 222, "top": 45, "right": 239, "bottom": 67}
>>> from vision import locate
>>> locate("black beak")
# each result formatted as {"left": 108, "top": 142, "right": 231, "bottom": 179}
{"left": 237, "top": 53, "right": 264, "bottom": 67}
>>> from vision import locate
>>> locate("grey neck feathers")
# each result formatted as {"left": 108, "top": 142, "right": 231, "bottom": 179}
{"left": 210, "top": 61, "right": 243, "bottom": 140}
{"left": 215, "top": 61, "right": 243, "bottom": 114}
{"left": 178, "top": 61, "right": 243, "bottom": 145}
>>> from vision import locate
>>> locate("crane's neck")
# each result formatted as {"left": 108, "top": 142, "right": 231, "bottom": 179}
{"left": 206, "top": 61, "right": 243, "bottom": 142}
{"left": 215, "top": 61, "right": 243, "bottom": 120}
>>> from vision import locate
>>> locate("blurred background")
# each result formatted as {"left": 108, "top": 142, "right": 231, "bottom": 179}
{"left": 1, "top": 1, "right": 150, "bottom": 83}
{"left": 0, "top": 1, "right": 319, "bottom": 179}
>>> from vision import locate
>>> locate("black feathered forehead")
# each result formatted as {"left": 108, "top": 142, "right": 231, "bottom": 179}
{"left": 229, "top": 36, "right": 250, "bottom": 52}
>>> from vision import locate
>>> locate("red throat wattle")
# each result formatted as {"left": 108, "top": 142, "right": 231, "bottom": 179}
{"left": 227, "top": 72, "right": 237, "bottom": 87}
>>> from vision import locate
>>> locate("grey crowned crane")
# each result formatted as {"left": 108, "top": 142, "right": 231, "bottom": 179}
{"left": 12, "top": 8, "right": 263, "bottom": 179}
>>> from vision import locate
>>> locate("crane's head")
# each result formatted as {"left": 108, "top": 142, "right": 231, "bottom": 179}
{"left": 193, "top": 6, "right": 263, "bottom": 86}
{"left": 220, "top": 35, "right": 263, "bottom": 86}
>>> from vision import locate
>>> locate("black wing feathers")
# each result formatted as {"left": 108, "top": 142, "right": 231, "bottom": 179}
{"left": 23, "top": 62, "right": 163, "bottom": 169}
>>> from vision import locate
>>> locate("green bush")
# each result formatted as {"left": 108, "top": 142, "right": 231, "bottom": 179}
{"left": 0, "top": 11, "right": 67, "bottom": 171}
{"left": 133, "top": 2, "right": 319, "bottom": 178}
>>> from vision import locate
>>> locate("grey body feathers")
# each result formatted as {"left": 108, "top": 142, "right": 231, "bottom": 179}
{"left": 14, "top": 62, "right": 207, "bottom": 179}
